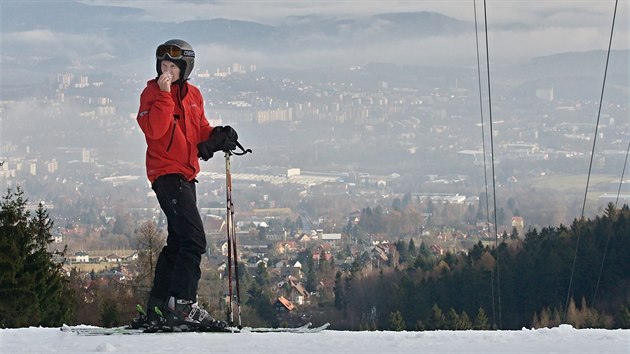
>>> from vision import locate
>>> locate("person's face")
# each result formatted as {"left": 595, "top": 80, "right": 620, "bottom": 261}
{"left": 161, "top": 60, "right": 181, "bottom": 81}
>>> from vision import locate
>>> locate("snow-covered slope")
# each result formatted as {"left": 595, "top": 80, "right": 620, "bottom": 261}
{"left": 1, "top": 324, "right": 628, "bottom": 353}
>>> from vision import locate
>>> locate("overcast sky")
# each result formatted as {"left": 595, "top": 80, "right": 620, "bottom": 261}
{"left": 76, "top": 1, "right": 628, "bottom": 68}
{"left": 83, "top": 0, "right": 627, "bottom": 31}
{"left": 1, "top": 1, "right": 627, "bottom": 81}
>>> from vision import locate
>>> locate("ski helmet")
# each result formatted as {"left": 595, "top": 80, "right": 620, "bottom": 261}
{"left": 155, "top": 39, "right": 195, "bottom": 82}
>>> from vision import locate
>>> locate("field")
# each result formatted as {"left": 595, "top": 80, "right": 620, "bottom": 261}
{"left": 528, "top": 174, "right": 619, "bottom": 193}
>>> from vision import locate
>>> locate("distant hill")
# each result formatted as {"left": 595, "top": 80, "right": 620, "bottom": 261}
{"left": 2, "top": 2, "right": 470, "bottom": 50}
{"left": 502, "top": 50, "right": 629, "bottom": 101}
{"left": 1, "top": 1, "right": 475, "bottom": 82}
{"left": 2, "top": 0, "right": 626, "bottom": 89}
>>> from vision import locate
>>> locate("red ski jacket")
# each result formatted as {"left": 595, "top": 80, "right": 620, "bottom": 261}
{"left": 137, "top": 79, "right": 213, "bottom": 183}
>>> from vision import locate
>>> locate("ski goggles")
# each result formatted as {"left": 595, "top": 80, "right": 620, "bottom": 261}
{"left": 156, "top": 44, "right": 195, "bottom": 60}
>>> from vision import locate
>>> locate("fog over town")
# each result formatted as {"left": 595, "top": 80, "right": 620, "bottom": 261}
{"left": 1, "top": 0, "right": 628, "bottom": 255}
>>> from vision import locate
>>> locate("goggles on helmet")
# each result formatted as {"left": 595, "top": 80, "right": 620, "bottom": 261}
{"left": 156, "top": 44, "right": 195, "bottom": 60}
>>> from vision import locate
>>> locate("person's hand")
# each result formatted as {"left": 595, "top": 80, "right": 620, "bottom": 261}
{"left": 197, "top": 126, "right": 239, "bottom": 161}
{"left": 158, "top": 72, "right": 172, "bottom": 92}
{"left": 222, "top": 126, "right": 238, "bottom": 143}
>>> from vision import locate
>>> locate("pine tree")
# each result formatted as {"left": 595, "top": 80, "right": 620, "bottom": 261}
{"left": 408, "top": 238, "right": 417, "bottom": 258}
{"left": 334, "top": 271, "right": 345, "bottom": 311}
{"left": 604, "top": 202, "right": 617, "bottom": 219}
{"left": 617, "top": 305, "right": 630, "bottom": 328}
{"left": 100, "top": 298, "right": 120, "bottom": 327}
{"left": 396, "top": 239, "right": 409, "bottom": 264}
{"left": 474, "top": 307, "right": 490, "bottom": 330}
{"left": 392, "top": 198, "right": 402, "bottom": 212}
{"left": 305, "top": 252, "right": 318, "bottom": 293}
{"left": 246, "top": 263, "right": 275, "bottom": 326}
{"left": 566, "top": 297, "right": 581, "bottom": 328}
{"left": 457, "top": 311, "right": 473, "bottom": 330}
{"left": 447, "top": 308, "right": 459, "bottom": 329}
{"left": 0, "top": 188, "right": 74, "bottom": 327}
{"left": 429, "top": 303, "right": 446, "bottom": 330}
{"left": 388, "top": 310, "right": 406, "bottom": 331}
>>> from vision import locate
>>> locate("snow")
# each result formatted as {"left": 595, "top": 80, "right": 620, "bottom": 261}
{"left": 1, "top": 324, "right": 629, "bottom": 354}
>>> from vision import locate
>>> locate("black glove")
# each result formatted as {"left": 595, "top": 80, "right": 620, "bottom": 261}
{"left": 197, "top": 125, "right": 239, "bottom": 161}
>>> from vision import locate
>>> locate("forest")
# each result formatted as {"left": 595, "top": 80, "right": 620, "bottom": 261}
{"left": 328, "top": 202, "right": 630, "bottom": 330}
{"left": 1, "top": 187, "right": 630, "bottom": 330}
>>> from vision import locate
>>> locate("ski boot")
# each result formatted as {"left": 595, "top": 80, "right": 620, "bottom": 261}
{"left": 130, "top": 304, "right": 169, "bottom": 331}
{"left": 165, "top": 297, "right": 229, "bottom": 332}
{"left": 130, "top": 304, "right": 150, "bottom": 329}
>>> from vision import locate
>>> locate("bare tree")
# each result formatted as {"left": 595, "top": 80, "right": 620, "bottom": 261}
{"left": 133, "top": 221, "right": 165, "bottom": 295}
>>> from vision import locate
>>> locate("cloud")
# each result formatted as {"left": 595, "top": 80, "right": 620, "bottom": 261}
{"left": 81, "top": 0, "right": 627, "bottom": 31}
{"left": 4, "top": 29, "right": 113, "bottom": 56}
{"left": 7, "top": 29, "right": 58, "bottom": 42}
{"left": 192, "top": 33, "right": 481, "bottom": 70}
{"left": 1, "top": 29, "right": 119, "bottom": 84}
{"left": 3, "top": 0, "right": 627, "bottom": 81}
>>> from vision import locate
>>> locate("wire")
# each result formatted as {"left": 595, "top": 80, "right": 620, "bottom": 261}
{"left": 473, "top": 0, "right": 496, "bottom": 329}
{"left": 614, "top": 140, "right": 630, "bottom": 208}
{"left": 592, "top": 0, "right": 622, "bottom": 312}
{"left": 482, "top": 0, "right": 502, "bottom": 329}
{"left": 565, "top": 0, "right": 618, "bottom": 322}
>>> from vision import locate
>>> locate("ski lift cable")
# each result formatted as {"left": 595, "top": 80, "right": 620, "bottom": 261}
{"left": 565, "top": 0, "right": 618, "bottom": 322}
{"left": 592, "top": 0, "right": 621, "bottom": 314}
{"left": 473, "top": 0, "right": 497, "bottom": 330}
{"left": 614, "top": 140, "right": 630, "bottom": 209}
{"left": 482, "top": 0, "right": 502, "bottom": 330}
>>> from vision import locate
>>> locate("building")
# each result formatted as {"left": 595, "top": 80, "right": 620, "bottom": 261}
{"left": 74, "top": 251, "right": 90, "bottom": 263}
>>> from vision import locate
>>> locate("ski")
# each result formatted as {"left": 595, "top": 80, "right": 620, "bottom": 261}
{"left": 61, "top": 325, "right": 145, "bottom": 336}
{"left": 60, "top": 322, "right": 329, "bottom": 336}
{"left": 242, "top": 322, "right": 330, "bottom": 333}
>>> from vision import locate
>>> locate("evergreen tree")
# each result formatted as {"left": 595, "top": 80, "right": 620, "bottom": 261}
{"left": 419, "top": 241, "right": 431, "bottom": 258}
{"left": 0, "top": 188, "right": 74, "bottom": 327}
{"left": 392, "top": 198, "right": 402, "bottom": 212}
{"left": 373, "top": 206, "right": 385, "bottom": 233}
{"left": 246, "top": 263, "right": 275, "bottom": 326}
{"left": 474, "top": 308, "right": 490, "bottom": 330}
{"left": 457, "top": 311, "right": 473, "bottom": 330}
{"left": 334, "top": 271, "right": 345, "bottom": 311}
{"left": 429, "top": 304, "right": 446, "bottom": 330}
{"left": 359, "top": 207, "right": 373, "bottom": 233}
{"left": 305, "top": 253, "right": 318, "bottom": 293}
{"left": 617, "top": 305, "right": 630, "bottom": 329}
{"left": 447, "top": 308, "right": 459, "bottom": 329}
{"left": 246, "top": 283, "right": 275, "bottom": 326}
{"left": 100, "top": 298, "right": 120, "bottom": 327}
{"left": 604, "top": 202, "right": 617, "bottom": 219}
{"left": 510, "top": 226, "right": 519, "bottom": 240}
{"left": 254, "top": 262, "right": 270, "bottom": 288}
{"left": 396, "top": 239, "right": 409, "bottom": 265}
{"left": 388, "top": 310, "right": 406, "bottom": 331}
{"left": 408, "top": 238, "right": 417, "bottom": 258}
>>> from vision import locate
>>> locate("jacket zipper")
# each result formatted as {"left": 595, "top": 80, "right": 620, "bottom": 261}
{"left": 165, "top": 84, "right": 185, "bottom": 153}
{"left": 165, "top": 118, "right": 177, "bottom": 152}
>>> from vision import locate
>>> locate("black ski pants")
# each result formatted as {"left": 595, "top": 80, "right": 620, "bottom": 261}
{"left": 149, "top": 174, "right": 207, "bottom": 305}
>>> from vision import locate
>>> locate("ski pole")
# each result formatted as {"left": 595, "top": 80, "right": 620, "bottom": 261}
{"left": 225, "top": 150, "right": 235, "bottom": 326}
{"left": 224, "top": 142, "right": 251, "bottom": 327}
{"left": 228, "top": 153, "right": 242, "bottom": 327}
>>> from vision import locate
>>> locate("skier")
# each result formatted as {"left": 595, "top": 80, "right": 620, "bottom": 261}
{"left": 134, "top": 39, "right": 238, "bottom": 331}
